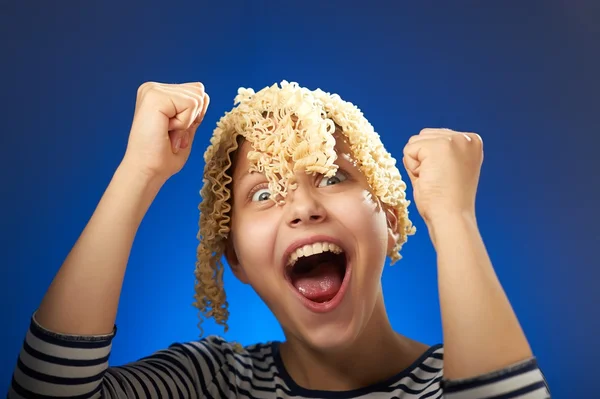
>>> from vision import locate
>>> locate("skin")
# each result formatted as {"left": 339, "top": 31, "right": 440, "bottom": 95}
{"left": 227, "top": 128, "right": 533, "bottom": 388}
{"left": 403, "top": 130, "right": 533, "bottom": 379}
{"left": 36, "top": 82, "right": 208, "bottom": 334}
{"left": 34, "top": 81, "right": 533, "bottom": 392}
{"left": 226, "top": 134, "right": 429, "bottom": 390}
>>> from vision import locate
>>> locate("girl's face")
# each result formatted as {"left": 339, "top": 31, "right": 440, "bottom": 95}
{"left": 227, "top": 133, "right": 398, "bottom": 351}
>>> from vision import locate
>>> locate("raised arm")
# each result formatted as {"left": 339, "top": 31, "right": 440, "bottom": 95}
{"left": 403, "top": 128, "right": 551, "bottom": 397}
{"left": 9, "top": 82, "right": 210, "bottom": 398}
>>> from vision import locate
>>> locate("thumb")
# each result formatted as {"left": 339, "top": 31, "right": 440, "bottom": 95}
{"left": 403, "top": 141, "right": 422, "bottom": 176}
{"left": 189, "top": 92, "right": 210, "bottom": 140}
{"left": 402, "top": 156, "right": 418, "bottom": 186}
{"left": 176, "top": 93, "right": 210, "bottom": 153}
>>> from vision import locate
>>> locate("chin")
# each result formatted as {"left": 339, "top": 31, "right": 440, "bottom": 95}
{"left": 285, "top": 274, "right": 371, "bottom": 354}
{"left": 272, "top": 237, "right": 379, "bottom": 353}
{"left": 295, "top": 313, "right": 363, "bottom": 353}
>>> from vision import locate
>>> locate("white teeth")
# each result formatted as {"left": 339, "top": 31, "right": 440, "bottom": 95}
{"left": 287, "top": 242, "right": 343, "bottom": 266}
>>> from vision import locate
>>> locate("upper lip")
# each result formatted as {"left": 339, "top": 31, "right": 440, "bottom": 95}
{"left": 281, "top": 234, "right": 348, "bottom": 272}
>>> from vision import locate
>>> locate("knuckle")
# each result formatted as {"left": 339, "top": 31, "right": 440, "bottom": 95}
{"left": 464, "top": 132, "right": 483, "bottom": 146}
{"left": 137, "top": 82, "right": 163, "bottom": 103}
{"left": 184, "top": 82, "right": 205, "bottom": 95}
{"left": 137, "top": 81, "right": 155, "bottom": 95}
{"left": 455, "top": 133, "right": 469, "bottom": 143}
{"left": 189, "top": 96, "right": 200, "bottom": 109}
{"left": 192, "top": 82, "right": 205, "bottom": 92}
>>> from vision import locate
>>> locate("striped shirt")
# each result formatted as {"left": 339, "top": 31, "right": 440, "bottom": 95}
{"left": 8, "top": 314, "right": 551, "bottom": 398}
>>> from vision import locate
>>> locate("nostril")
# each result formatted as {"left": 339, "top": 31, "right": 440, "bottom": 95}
{"left": 289, "top": 214, "right": 323, "bottom": 226}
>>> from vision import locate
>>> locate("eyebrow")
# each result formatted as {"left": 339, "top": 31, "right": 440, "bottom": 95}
{"left": 235, "top": 170, "right": 256, "bottom": 184}
{"left": 233, "top": 170, "right": 265, "bottom": 195}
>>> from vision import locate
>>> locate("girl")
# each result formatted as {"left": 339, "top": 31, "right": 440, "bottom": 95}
{"left": 9, "top": 81, "right": 551, "bottom": 398}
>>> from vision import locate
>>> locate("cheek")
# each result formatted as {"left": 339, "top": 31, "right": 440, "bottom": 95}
{"left": 339, "top": 190, "right": 387, "bottom": 233}
{"left": 232, "top": 214, "right": 278, "bottom": 273}
{"left": 328, "top": 189, "right": 390, "bottom": 255}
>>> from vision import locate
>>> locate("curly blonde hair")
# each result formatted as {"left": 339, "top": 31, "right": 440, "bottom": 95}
{"left": 193, "top": 81, "right": 416, "bottom": 335}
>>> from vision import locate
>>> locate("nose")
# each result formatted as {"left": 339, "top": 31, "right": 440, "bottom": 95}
{"left": 285, "top": 184, "right": 327, "bottom": 228}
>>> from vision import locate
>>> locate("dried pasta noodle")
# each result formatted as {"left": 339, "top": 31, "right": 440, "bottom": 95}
{"left": 194, "top": 81, "right": 415, "bottom": 335}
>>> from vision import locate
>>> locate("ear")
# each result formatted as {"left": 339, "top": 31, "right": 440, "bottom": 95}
{"left": 385, "top": 207, "right": 400, "bottom": 253}
{"left": 224, "top": 238, "right": 250, "bottom": 284}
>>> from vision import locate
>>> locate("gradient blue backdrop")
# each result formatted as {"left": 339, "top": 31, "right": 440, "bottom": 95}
{"left": 1, "top": 1, "right": 598, "bottom": 397}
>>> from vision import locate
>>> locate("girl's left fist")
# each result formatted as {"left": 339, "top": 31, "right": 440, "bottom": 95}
{"left": 402, "top": 128, "right": 484, "bottom": 224}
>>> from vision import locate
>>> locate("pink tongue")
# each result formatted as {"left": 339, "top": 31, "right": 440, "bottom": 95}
{"left": 292, "top": 262, "right": 343, "bottom": 302}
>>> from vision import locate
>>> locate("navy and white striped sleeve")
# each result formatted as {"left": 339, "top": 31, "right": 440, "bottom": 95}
{"left": 8, "top": 313, "right": 224, "bottom": 398}
{"left": 441, "top": 357, "right": 551, "bottom": 399}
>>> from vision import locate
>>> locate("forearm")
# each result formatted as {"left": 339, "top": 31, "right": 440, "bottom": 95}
{"left": 36, "top": 162, "right": 165, "bottom": 335}
{"left": 429, "top": 211, "right": 532, "bottom": 380}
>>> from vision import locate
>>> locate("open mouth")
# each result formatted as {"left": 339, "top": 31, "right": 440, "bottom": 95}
{"left": 285, "top": 243, "right": 348, "bottom": 304}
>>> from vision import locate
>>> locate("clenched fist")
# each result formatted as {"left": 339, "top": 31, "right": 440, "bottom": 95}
{"left": 403, "top": 128, "right": 484, "bottom": 224}
{"left": 122, "top": 82, "right": 210, "bottom": 181}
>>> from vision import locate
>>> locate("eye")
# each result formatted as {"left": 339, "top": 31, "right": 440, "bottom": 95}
{"left": 251, "top": 188, "right": 272, "bottom": 202}
{"left": 317, "top": 170, "right": 348, "bottom": 187}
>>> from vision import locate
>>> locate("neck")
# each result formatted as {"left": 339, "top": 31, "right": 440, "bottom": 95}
{"left": 279, "top": 291, "right": 429, "bottom": 391}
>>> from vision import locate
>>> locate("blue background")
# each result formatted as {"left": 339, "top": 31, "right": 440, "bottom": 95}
{"left": 1, "top": 1, "right": 598, "bottom": 397}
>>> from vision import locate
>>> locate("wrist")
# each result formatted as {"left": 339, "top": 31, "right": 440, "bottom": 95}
{"left": 117, "top": 158, "right": 168, "bottom": 188}
{"left": 114, "top": 160, "right": 167, "bottom": 198}
{"left": 425, "top": 210, "right": 478, "bottom": 248}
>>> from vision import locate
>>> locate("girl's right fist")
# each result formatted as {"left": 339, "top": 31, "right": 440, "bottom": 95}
{"left": 122, "top": 81, "right": 210, "bottom": 181}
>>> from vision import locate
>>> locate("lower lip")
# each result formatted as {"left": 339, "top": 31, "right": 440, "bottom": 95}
{"left": 287, "top": 260, "right": 352, "bottom": 313}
